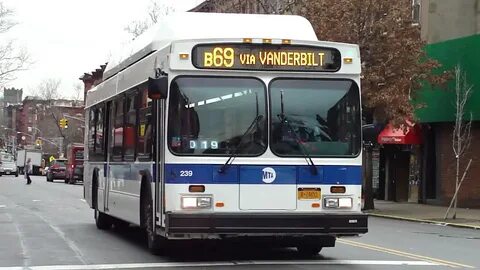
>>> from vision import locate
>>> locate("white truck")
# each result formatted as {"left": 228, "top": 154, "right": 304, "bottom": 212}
{"left": 16, "top": 150, "right": 42, "bottom": 175}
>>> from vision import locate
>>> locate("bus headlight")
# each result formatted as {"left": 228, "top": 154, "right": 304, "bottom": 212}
{"left": 181, "top": 196, "right": 212, "bottom": 209}
{"left": 323, "top": 197, "right": 353, "bottom": 209}
{"left": 339, "top": 197, "right": 353, "bottom": 208}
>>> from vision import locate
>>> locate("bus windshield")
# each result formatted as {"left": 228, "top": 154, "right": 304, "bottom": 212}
{"left": 74, "top": 150, "right": 84, "bottom": 160}
{"left": 270, "top": 79, "right": 361, "bottom": 157}
{"left": 168, "top": 77, "right": 267, "bottom": 156}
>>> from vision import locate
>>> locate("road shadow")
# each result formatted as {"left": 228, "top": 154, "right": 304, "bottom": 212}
{"left": 108, "top": 225, "right": 333, "bottom": 262}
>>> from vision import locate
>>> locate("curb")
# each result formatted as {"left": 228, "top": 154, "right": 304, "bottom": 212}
{"left": 367, "top": 212, "right": 480, "bottom": 230}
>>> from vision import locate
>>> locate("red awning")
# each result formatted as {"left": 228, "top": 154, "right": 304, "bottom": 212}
{"left": 377, "top": 122, "right": 423, "bottom": 145}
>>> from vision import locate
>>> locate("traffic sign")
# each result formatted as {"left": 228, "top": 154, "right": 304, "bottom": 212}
{"left": 49, "top": 155, "right": 55, "bottom": 162}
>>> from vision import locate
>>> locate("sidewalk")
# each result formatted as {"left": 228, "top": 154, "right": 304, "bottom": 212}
{"left": 365, "top": 200, "right": 480, "bottom": 229}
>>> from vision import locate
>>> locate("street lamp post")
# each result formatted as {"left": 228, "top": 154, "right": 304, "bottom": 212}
{"left": 28, "top": 126, "right": 43, "bottom": 141}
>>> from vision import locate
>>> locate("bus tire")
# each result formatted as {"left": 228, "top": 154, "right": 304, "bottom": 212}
{"left": 296, "top": 244, "right": 322, "bottom": 257}
{"left": 141, "top": 181, "right": 164, "bottom": 254}
{"left": 95, "top": 209, "right": 112, "bottom": 230}
{"left": 92, "top": 169, "right": 99, "bottom": 209}
{"left": 92, "top": 168, "right": 111, "bottom": 230}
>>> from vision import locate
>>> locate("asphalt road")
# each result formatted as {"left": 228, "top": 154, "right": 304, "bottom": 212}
{"left": 1, "top": 175, "right": 479, "bottom": 269}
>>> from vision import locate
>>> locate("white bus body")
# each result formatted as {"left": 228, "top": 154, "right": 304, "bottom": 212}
{"left": 84, "top": 12, "right": 366, "bottom": 255}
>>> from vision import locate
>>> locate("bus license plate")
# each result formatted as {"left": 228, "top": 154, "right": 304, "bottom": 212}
{"left": 298, "top": 188, "right": 321, "bottom": 200}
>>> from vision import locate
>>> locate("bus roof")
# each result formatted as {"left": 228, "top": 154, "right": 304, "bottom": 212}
{"left": 104, "top": 12, "right": 318, "bottom": 79}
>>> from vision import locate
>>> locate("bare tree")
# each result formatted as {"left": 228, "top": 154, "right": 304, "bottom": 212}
{"left": 444, "top": 65, "right": 473, "bottom": 220}
{"left": 71, "top": 82, "right": 83, "bottom": 101}
{"left": 35, "top": 78, "right": 62, "bottom": 103}
{"left": 0, "top": 2, "right": 29, "bottom": 86}
{"left": 124, "top": 0, "right": 175, "bottom": 38}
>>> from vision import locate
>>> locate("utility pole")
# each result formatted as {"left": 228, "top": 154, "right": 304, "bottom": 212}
{"left": 58, "top": 137, "right": 64, "bottom": 158}
{"left": 50, "top": 111, "right": 66, "bottom": 156}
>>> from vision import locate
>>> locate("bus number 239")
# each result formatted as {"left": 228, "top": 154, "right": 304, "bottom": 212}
{"left": 180, "top": 170, "right": 193, "bottom": 177}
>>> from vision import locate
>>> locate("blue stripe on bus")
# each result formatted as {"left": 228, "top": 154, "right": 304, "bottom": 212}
{"left": 164, "top": 164, "right": 361, "bottom": 185}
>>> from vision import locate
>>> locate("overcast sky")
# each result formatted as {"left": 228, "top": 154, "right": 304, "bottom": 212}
{"left": 2, "top": 0, "right": 204, "bottom": 98}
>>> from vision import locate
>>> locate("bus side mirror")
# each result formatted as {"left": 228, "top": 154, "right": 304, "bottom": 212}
{"left": 148, "top": 76, "right": 168, "bottom": 100}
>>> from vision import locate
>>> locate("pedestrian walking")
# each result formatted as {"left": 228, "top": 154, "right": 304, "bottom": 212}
{"left": 25, "top": 158, "right": 32, "bottom": 185}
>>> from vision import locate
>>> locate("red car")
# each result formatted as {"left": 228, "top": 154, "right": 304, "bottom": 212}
{"left": 46, "top": 158, "right": 67, "bottom": 182}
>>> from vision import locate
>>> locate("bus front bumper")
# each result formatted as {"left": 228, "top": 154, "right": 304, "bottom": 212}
{"left": 165, "top": 213, "right": 368, "bottom": 236}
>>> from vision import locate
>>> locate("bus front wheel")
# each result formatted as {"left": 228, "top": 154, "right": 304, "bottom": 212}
{"left": 95, "top": 210, "right": 112, "bottom": 230}
{"left": 141, "top": 188, "right": 164, "bottom": 254}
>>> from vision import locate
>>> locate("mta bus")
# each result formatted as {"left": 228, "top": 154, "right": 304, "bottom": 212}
{"left": 84, "top": 12, "right": 367, "bottom": 256}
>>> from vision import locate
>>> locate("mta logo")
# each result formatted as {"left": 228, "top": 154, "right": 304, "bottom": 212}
{"left": 262, "top": 167, "right": 276, "bottom": 184}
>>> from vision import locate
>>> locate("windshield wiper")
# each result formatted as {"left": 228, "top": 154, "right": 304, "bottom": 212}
{"left": 278, "top": 90, "right": 318, "bottom": 175}
{"left": 278, "top": 115, "right": 318, "bottom": 175}
{"left": 218, "top": 114, "right": 264, "bottom": 174}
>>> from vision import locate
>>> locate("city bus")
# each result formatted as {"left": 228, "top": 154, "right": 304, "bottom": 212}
{"left": 84, "top": 12, "right": 367, "bottom": 255}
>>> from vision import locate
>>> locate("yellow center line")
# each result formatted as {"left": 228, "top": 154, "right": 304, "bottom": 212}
{"left": 338, "top": 239, "right": 474, "bottom": 269}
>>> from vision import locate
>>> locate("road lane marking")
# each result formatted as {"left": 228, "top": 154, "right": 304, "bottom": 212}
{"left": 14, "top": 202, "right": 88, "bottom": 265}
{"left": 338, "top": 238, "right": 474, "bottom": 268}
{"left": 11, "top": 213, "right": 30, "bottom": 267}
{"left": 0, "top": 260, "right": 439, "bottom": 269}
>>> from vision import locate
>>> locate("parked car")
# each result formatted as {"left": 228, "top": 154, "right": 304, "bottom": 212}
{"left": 42, "top": 167, "right": 49, "bottom": 176}
{"left": 46, "top": 159, "right": 67, "bottom": 182}
{"left": 0, "top": 152, "right": 18, "bottom": 177}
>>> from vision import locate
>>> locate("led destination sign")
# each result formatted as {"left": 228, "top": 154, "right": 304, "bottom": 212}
{"left": 192, "top": 44, "right": 341, "bottom": 72}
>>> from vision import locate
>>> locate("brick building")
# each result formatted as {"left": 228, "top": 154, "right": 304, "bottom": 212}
{"left": 415, "top": 35, "right": 480, "bottom": 208}
{"left": 9, "top": 97, "right": 84, "bottom": 158}
{"left": 0, "top": 87, "right": 23, "bottom": 131}
{"left": 79, "top": 64, "right": 106, "bottom": 98}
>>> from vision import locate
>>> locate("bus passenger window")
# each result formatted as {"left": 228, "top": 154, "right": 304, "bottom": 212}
{"left": 88, "top": 108, "right": 96, "bottom": 160}
{"left": 136, "top": 89, "right": 152, "bottom": 161}
{"left": 124, "top": 94, "right": 136, "bottom": 161}
{"left": 112, "top": 97, "right": 124, "bottom": 161}
{"left": 94, "top": 106, "right": 104, "bottom": 160}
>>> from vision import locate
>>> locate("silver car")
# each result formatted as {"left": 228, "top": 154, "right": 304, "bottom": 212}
{"left": 0, "top": 153, "right": 19, "bottom": 177}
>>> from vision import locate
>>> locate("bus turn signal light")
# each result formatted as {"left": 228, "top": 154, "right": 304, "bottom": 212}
{"left": 215, "top": 202, "right": 224, "bottom": 208}
{"left": 343, "top": 57, "right": 353, "bottom": 64}
{"left": 331, "top": 186, "right": 346, "bottom": 193}
{"left": 188, "top": 185, "right": 205, "bottom": 193}
{"left": 311, "top": 203, "right": 320, "bottom": 208}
